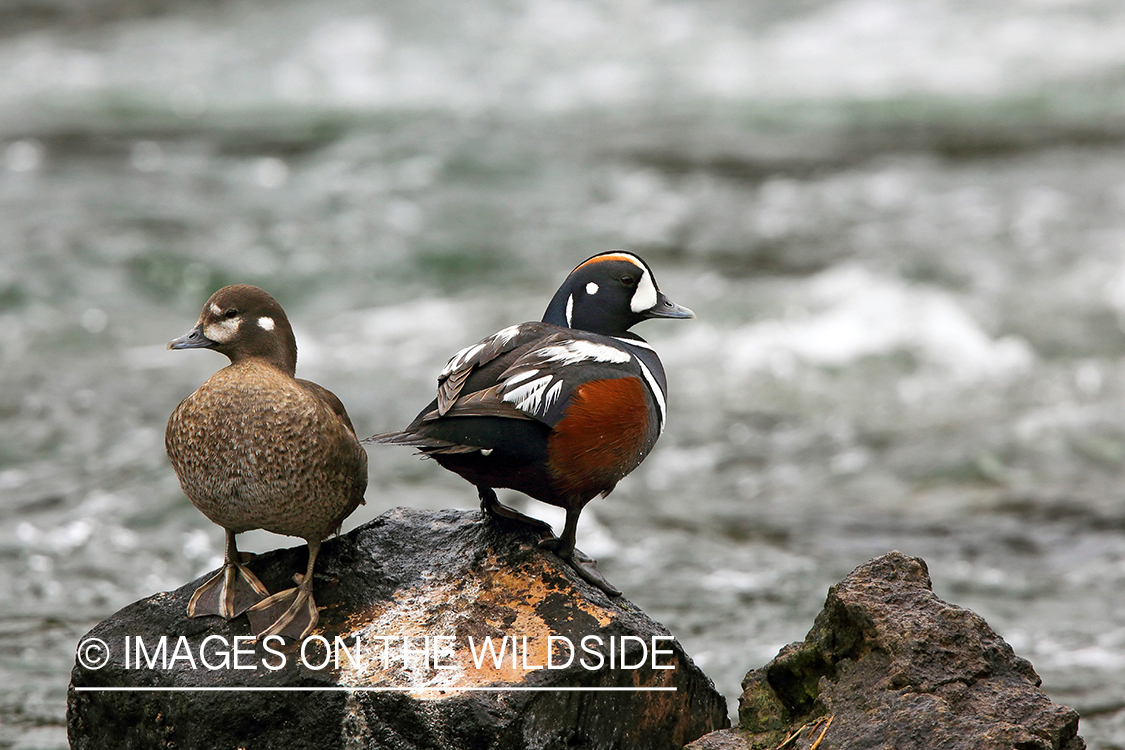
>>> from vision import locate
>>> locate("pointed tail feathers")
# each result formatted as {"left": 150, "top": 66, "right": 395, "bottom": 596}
{"left": 363, "top": 431, "right": 481, "bottom": 455}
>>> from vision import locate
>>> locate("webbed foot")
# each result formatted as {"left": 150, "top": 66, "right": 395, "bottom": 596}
{"left": 479, "top": 485, "right": 555, "bottom": 538}
{"left": 539, "top": 538, "right": 622, "bottom": 597}
{"left": 246, "top": 573, "right": 319, "bottom": 640}
{"left": 247, "top": 539, "right": 324, "bottom": 640}
{"left": 187, "top": 561, "right": 270, "bottom": 620}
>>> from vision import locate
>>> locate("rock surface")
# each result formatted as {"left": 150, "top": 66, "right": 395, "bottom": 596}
{"left": 68, "top": 507, "right": 729, "bottom": 750}
{"left": 688, "top": 551, "right": 1084, "bottom": 750}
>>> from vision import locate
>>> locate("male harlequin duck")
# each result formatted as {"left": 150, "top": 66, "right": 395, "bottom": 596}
{"left": 367, "top": 251, "right": 693, "bottom": 595}
{"left": 165, "top": 285, "right": 368, "bottom": 639}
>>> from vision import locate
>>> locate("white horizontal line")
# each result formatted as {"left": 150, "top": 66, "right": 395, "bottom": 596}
{"left": 74, "top": 686, "right": 677, "bottom": 693}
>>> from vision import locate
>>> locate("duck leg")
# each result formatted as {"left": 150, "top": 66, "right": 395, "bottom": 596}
{"left": 246, "top": 539, "right": 321, "bottom": 640}
{"left": 187, "top": 529, "right": 270, "bottom": 620}
{"left": 478, "top": 485, "right": 555, "bottom": 538}
{"left": 538, "top": 506, "right": 621, "bottom": 597}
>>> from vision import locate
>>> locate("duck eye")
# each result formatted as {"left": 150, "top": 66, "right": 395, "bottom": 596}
{"left": 620, "top": 275, "right": 636, "bottom": 286}
{"left": 223, "top": 309, "right": 239, "bottom": 319}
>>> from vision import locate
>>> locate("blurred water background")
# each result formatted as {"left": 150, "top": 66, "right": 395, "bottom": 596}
{"left": 3, "top": 0, "right": 1125, "bottom": 747}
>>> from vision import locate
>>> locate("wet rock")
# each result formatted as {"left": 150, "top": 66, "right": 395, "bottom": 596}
{"left": 67, "top": 507, "right": 728, "bottom": 750}
{"left": 689, "top": 551, "right": 1084, "bottom": 750}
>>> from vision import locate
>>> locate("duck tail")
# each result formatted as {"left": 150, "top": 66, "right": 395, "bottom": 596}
{"left": 362, "top": 431, "right": 480, "bottom": 455}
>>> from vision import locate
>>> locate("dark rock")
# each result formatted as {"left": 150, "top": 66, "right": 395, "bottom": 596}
{"left": 688, "top": 551, "right": 1084, "bottom": 750}
{"left": 67, "top": 507, "right": 728, "bottom": 750}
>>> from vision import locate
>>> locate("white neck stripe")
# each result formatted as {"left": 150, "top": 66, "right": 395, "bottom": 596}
{"left": 634, "top": 357, "right": 667, "bottom": 434}
{"left": 612, "top": 336, "right": 654, "bottom": 351}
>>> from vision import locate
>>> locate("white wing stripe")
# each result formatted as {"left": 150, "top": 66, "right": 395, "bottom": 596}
{"left": 492, "top": 324, "right": 523, "bottom": 345}
{"left": 504, "top": 368, "right": 539, "bottom": 386}
{"left": 543, "top": 380, "right": 564, "bottom": 413}
{"left": 503, "top": 375, "right": 556, "bottom": 414}
{"left": 442, "top": 342, "right": 483, "bottom": 377}
{"left": 536, "top": 340, "right": 630, "bottom": 365}
{"left": 440, "top": 324, "right": 528, "bottom": 378}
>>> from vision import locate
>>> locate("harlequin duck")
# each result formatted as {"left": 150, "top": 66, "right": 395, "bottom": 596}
{"left": 367, "top": 251, "right": 692, "bottom": 595}
{"left": 165, "top": 285, "right": 368, "bottom": 639}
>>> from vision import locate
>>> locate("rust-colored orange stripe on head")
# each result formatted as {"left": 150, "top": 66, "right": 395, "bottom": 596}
{"left": 571, "top": 252, "right": 643, "bottom": 274}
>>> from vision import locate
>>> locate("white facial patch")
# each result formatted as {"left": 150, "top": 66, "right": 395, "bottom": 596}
{"left": 258, "top": 316, "right": 275, "bottom": 331}
{"left": 210, "top": 303, "right": 223, "bottom": 316}
{"left": 630, "top": 267, "right": 658, "bottom": 313}
{"left": 565, "top": 294, "right": 574, "bottom": 327}
{"left": 586, "top": 282, "right": 599, "bottom": 295}
{"left": 203, "top": 317, "right": 241, "bottom": 343}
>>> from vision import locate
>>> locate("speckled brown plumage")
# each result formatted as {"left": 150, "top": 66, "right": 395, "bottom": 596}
{"left": 166, "top": 363, "right": 366, "bottom": 540}
{"left": 165, "top": 284, "right": 367, "bottom": 639}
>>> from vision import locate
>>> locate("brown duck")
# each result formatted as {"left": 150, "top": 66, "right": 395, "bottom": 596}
{"left": 165, "top": 284, "right": 367, "bottom": 639}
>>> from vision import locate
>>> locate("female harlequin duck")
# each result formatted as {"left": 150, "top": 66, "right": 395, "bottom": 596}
{"left": 165, "top": 285, "right": 367, "bottom": 639}
{"left": 367, "top": 252, "right": 693, "bottom": 595}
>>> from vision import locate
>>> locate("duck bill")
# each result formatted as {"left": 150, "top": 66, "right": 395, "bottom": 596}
{"left": 167, "top": 324, "right": 218, "bottom": 350}
{"left": 644, "top": 292, "right": 695, "bottom": 320}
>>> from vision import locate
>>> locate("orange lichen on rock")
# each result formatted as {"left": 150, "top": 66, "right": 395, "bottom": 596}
{"left": 69, "top": 508, "right": 730, "bottom": 750}
{"left": 333, "top": 552, "right": 617, "bottom": 697}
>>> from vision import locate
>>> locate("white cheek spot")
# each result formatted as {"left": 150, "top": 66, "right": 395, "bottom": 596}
{"left": 586, "top": 282, "right": 599, "bottom": 295}
{"left": 204, "top": 317, "right": 241, "bottom": 343}
{"left": 480, "top": 448, "right": 493, "bottom": 456}
{"left": 565, "top": 294, "right": 574, "bottom": 327}
{"left": 258, "top": 316, "right": 275, "bottom": 331}
{"left": 630, "top": 268, "right": 658, "bottom": 313}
